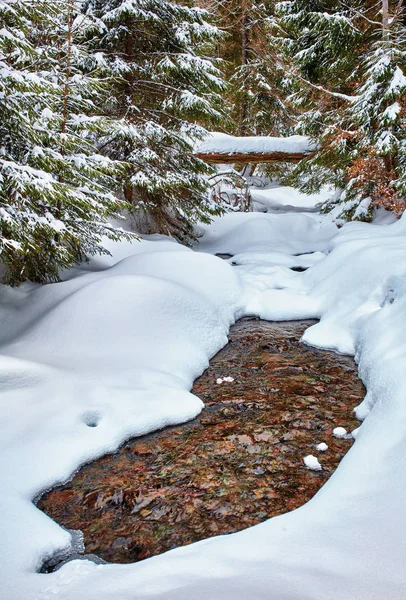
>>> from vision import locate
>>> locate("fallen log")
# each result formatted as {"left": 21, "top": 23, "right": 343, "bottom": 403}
{"left": 194, "top": 132, "right": 316, "bottom": 164}
{"left": 195, "top": 150, "right": 315, "bottom": 164}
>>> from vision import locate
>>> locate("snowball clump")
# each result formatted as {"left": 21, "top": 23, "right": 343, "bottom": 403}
{"left": 216, "top": 376, "right": 234, "bottom": 384}
{"left": 333, "top": 427, "right": 347, "bottom": 439}
{"left": 304, "top": 455, "right": 322, "bottom": 471}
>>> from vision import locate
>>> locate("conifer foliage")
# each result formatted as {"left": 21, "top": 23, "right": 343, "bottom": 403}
{"left": 273, "top": 0, "right": 406, "bottom": 220}
{"left": 85, "top": 0, "right": 226, "bottom": 241}
{"left": 0, "top": 0, "right": 131, "bottom": 285}
{"left": 204, "top": 0, "right": 293, "bottom": 136}
{"left": 0, "top": 0, "right": 226, "bottom": 284}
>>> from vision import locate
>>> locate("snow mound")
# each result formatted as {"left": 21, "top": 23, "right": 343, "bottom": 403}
{"left": 216, "top": 376, "right": 234, "bottom": 384}
{"left": 251, "top": 185, "right": 333, "bottom": 213}
{"left": 333, "top": 427, "right": 347, "bottom": 439}
{"left": 195, "top": 212, "right": 337, "bottom": 256}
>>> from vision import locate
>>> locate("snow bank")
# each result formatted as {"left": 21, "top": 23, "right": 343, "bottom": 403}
{"left": 0, "top": 238, "right": 244, "bottom": 598}
{"left": 3, "top": 205, "right": 406, "bottom": 600}
{"left": 251, "top": 185, "right": 333, "bottom": 213}
{"left": 195, "top": 211, "right": 337, "bottom": 256}
{"left": 247, "top": 214, "right": 406, "bottom": 354}
{"left": 195, "top": 132, "right": 315, "bottom": 156}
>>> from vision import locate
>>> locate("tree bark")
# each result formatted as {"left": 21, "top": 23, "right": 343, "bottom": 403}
{"left": 238, "top": 3, "right": 250, "bottom": 136}
{"left": 57, "top": 3, "right": 74, "bottom": 220}
{"left": 382, "top": 0, "right": 390, "bottom": 39}
{"left": 194, "top": 151, "right": 315, "bottom": 164}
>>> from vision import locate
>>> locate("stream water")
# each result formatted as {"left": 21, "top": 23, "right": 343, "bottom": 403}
{"left": 38, "top": 318, "right": 364, "bottom": 567}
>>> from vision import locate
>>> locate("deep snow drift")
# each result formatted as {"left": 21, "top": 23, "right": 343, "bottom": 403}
{"left": 1, "top": 204, "right": 406, "bottom": 600}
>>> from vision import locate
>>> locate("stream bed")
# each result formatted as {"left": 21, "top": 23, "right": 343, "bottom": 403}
{"left": 38, "top": 318, "right": 364, "bottom": 566}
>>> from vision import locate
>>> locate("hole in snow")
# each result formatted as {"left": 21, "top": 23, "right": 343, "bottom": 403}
{"left": 291, "top": 266, "right": 307, "bottom": 272}
{"left": 215, "top": 253, "right": 233, "bottom": 261}
{"left": 381, "top": 287, "right": 396, "bottom": 308}
{"left": 82, "top": 411, "right": 102, "bottom": 428}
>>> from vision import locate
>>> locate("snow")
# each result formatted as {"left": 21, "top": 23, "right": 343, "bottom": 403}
{"left": 316, "top": 442, "right": 328, "bottom": 452}
{"left": 382, "top": 102, "right": 401, "bottom": 122}
{"left": 251, "top": 185, "right": 333, "bottom": 213}
{"left": 0, "top": 237, "right": 244, "bottom": 597}
{"left": 304, "top": 455, "right": 322, "bottom": 471}
{"left": 195, "top": 211, "right": 337, "bottom": 256}
{"left": 196, "top": 132, "right": 315, "bottom": 156}
{"left": 217, "top": 376, "right": 234, "bottom": 384}
{"left": 3, "top": 188, "right": 406, "bottom": 599}
{"left": 333, "top": 427, "right": 348, "bottom": 439}
{"left": 229, "top": 250, "right": 325, "bottom": 269}
{"left": 388, "top": 66, "right": 406, "bottom": 94}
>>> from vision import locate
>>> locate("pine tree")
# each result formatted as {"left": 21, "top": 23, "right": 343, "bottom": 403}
{"left": 84, "top": 0, "right": 226, "bottom": 241}
{"left": 342, "top": 4, "right": 406, "bottom": 219}
{"left": 0, "top": 0, "right": 132, "bottom": 285}
{"left": 271, "top": 1, "right": 365, "bottom": 193}
{"left": 272, "top": 0, "right": 406, "bottom": 221}
{"left": 204, "top": 0, "right": 293, "bottom": 136}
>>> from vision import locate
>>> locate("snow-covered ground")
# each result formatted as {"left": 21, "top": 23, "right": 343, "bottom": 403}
{"left": 2, "top": 188, "right": 406, "bottom": 599}
{"left": 251, "top": 185, "right": 333, "bottom": 213}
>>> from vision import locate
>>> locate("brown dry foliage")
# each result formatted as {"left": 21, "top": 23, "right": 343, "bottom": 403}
{"left": 347, "top": 152, "right": 405, "bottom": 216}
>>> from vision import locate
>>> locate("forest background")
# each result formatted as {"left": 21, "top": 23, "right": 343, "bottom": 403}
{"left": 1, "top": 0, "right": 405, "bottom": 285}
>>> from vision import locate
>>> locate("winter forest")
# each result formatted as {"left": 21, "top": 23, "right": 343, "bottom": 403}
{"left": 2, "top": 1, "right": 406, "bottom": 600}
{"left": 2, "top": 0, "right": 406, "bottom": 284}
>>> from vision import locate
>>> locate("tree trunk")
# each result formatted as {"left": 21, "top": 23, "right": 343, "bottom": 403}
{"left": 382, "top": 0, "right": 390, "bottom": 39}
{"left": 58, "top": 3, "right": 74, "bottom": 220}
{"left": 123, "top": 181, "right": 133, "bottom": 203}
{"left": 238, "top": 4, "right": 250, "bottom": 136}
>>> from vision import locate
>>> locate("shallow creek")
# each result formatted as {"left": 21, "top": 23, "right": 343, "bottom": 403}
{"left": 38, "top": 318, "right": 364, "bottom": 567}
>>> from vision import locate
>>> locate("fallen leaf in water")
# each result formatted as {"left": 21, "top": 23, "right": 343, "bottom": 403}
{"left": 254, "top": 432, "right": 273, "bottom": 442}
{"left": 134, "top": 443, "right": 154, "bottom": 455}
{"left": 228, "top": 434, "right": 253, "bottom": 445}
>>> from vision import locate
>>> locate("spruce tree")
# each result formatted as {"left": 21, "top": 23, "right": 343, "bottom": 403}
{"left": 0, "top": 0, "right": 132, "bottom": 285}
{"left": 84, "top": 0, "right": 226, "bottom": 241}
{"left": 342, "top": 5, "right": 406, "bottom": 218}
{"left": 271, "top": 1, "right": 365, "bottom": 195}
{"left": 204, "top": 0, "right": 293, "bottom": 137}
{"left": 273, "top": 1, "right": 406, "bottom": 221}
